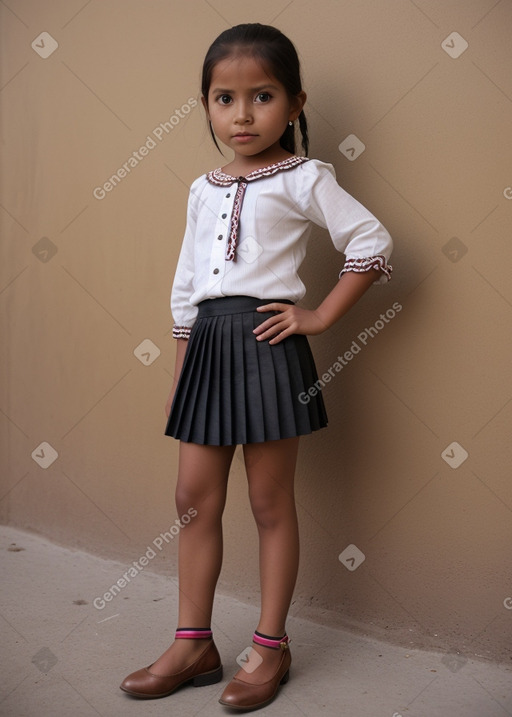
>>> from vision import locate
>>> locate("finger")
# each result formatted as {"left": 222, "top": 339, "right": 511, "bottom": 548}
{"left": 256, "top": 317, "right": 293, "bottom": 342}
{"left": 255, "top": 325, "right": 283, "bottom": 341}
{"left": 256, "top": 302, "right": 289, "bottom": 313}
{"left": 253, "top": 313, "right": 285, "bottom": 335}
{"left": 255, "top": 318, "right": 288, "bottom": 341}
{"left": 268, "top": 326, "right": 294, "bottom": 345}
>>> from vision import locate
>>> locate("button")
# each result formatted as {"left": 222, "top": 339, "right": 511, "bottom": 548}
{"left": 213, "top": 268, "right": 219, "bottom": 275}
{"left": 226, "top": 193, "right": 231, "bottom": 198}
{"left": 221, "top": 213, "right": 227, "bottom": 219}
{"left": 217, "top": 234, "right": 223, "bottom": 240}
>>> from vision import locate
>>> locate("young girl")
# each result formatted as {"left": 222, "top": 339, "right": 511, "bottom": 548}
{"left": 121, "top": 23, "right": 392, "bottom": 711}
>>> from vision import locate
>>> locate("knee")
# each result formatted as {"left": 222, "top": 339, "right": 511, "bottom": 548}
{"left": 175, "top": 475, "right": 226, "bottom": 523}
{"left": 249, "top": 487, "right": 293, "bottom": 530}
{"left": 175, "top": 481, "right": 199, "bottom": 517}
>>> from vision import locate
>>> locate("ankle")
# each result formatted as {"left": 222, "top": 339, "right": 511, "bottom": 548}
{"left": 175, "top": 627, "right": 213, "bottom": 640}
{"left": 253, "top": 630, "right": 289, "bottom": 651}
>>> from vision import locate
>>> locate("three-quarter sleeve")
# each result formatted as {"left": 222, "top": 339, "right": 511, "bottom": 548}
{"left": 297, "top": 160, "right": 393, "bottom": 284}
{"left": 170, "top": 179, "right": 202, "bottom": 338}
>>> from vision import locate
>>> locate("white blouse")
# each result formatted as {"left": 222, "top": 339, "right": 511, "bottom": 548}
{"left": 171, "top": 156, "right": 393, "bottom": 338}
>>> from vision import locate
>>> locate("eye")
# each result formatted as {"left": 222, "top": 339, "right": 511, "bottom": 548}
{"left": 217, "top": 94, "right": 232, "bottom": 105}
{"left": 255, "top": 92, "right": 271, "bottom": 103}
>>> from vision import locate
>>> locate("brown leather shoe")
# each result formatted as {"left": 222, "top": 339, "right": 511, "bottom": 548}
{"left": 120, "top": 638, "right": 222, "bottom": 699}
{"left": 219, "top": 632, "right": 291, "bottom": 711}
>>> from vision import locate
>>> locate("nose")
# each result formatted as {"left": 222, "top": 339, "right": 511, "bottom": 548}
{"left": 233, "top": 99, "right": 252, "bottom": 125}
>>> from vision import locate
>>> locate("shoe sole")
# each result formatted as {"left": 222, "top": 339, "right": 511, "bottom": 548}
{"left": 120, "top": 664, "right": 223, "bottom": 699}
{"left": 218, "top": 669, "right": 289, "bottom": 711}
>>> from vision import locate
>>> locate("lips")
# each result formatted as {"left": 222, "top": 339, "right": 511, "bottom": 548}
{"left": 232, "top": 133, "right": 258, "bottom": 144}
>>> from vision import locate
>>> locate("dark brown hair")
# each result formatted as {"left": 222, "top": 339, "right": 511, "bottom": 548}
{"left": 201, "top": 23, "right": 309, "bottom": 156}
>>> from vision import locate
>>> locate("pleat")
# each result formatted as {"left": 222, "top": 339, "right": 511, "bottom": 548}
{"left": 288, "top": 335, "right": 328, "bottom": 431}
{"left": 266, "top": 331, "right": 297, "bottom": 439}
{"left": 251, "top": 314, "right": 280, "bottom": 440}
{"left": 242, "top": 311, "right": 266, "bottom": 443}
{"left": 219, "top": 314, "right": 232, "bottom": 445}
{"left": 165, "top": 296, "right": 328, "bottom": 445}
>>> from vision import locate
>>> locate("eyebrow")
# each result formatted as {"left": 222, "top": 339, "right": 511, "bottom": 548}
{"left": 211, "top": 84, "right": 280, "bottom": 94}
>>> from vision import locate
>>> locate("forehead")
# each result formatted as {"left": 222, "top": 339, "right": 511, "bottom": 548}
{"left": 209, "top": 54, "right": 281, "bottom": 91}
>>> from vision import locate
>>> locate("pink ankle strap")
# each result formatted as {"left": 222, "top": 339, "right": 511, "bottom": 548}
{"left": 175, "top": 628, "right": 212, "bottom": 639}
{"left": 253, "top": 632, "right": 289, "bottom": 650}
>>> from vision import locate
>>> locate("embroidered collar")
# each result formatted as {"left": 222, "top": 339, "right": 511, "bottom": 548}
{"left": 206, "top": 156, "right": 309, "bottom": 261}
{"left": 206, "top": 155, "right": 309, "bottom": 187}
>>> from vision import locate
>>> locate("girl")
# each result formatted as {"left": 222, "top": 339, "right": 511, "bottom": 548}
{"left": 121, "top": 23, "right": 392, "bottom": 711}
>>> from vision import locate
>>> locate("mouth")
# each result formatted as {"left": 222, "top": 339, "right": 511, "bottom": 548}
{"left": 233, "top": 132, "right": 257, "bottom": 142}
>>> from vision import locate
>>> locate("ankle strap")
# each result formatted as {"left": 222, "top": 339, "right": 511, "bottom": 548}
{"left": 175, "top": 628, "right": 212, "bottom": 639}
{"left": 253, "top": 631, "right": 289, "bottom": 650}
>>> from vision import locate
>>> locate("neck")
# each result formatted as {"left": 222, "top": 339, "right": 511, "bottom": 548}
{"left": 222, "top": 148, "right": 296, "bottom": 176}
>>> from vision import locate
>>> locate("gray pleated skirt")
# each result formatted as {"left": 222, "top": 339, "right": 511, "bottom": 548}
{"left": 165, "top": 296, "right": 328, "bottom": 446}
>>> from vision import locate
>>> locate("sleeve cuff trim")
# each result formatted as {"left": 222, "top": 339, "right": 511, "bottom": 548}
{"left": 172, "top": 326, "right": 191, "bottom": 339}
{"left": 340, "top": 255, "right": 393, "bottom": 282}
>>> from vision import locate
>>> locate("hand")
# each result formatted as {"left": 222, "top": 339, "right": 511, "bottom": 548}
{"left": 253, "top": 303, "right": 329, "bottom": 345}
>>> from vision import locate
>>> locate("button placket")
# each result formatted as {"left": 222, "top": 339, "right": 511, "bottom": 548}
{"left": 207, "top": 184, "right": 236, "bottom": 291}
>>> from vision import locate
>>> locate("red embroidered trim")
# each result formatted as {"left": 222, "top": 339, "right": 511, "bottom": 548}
{"left": 340, "top": 255, "right": 393, "bottom": 281}
{"left": 172, "top": 325, "right": 191, "bottom": 339}
{"left": 206, "top": 156, "right": 309, "bottom": 261}
{"left": 226, "top": 179, "right": 247, "bottom": 261}
{"left": 206, "top": 155, "right": 309, "bottom": 187}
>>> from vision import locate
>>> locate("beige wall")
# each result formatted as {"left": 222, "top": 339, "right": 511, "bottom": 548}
{"left": 1, "top": 0, "right": 511, "bottom": 662}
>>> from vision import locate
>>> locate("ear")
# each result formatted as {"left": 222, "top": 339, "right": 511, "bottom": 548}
{"left": 201, "top": 95, "right": 210, "bottom": 118}
{"left": 289, "top": 91, "right": 307, "bottom": 122}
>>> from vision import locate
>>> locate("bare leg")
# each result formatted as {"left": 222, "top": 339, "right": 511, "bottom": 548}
{"left": 234, "top": 437, "right": 300, "bottom": 683}
{"left": 150, "top": 441, "right": 235, "bottom": 675}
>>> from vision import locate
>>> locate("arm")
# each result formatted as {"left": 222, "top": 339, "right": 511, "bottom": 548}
{"left": 165, "top": 338, "right": 188, "bottom": 417}
{"left": 165, "top": 181, "right": 204, "bottom": 415}
{"left": 253, "top": 162, "right": 392, "bottom": 344}
{"left": 253, "top": 268, "right": 381, "bottom": 345}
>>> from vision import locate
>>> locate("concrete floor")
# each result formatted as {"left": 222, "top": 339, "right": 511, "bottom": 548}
{"left": 1, "top": 525, "right": 511, "bottom": 717}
